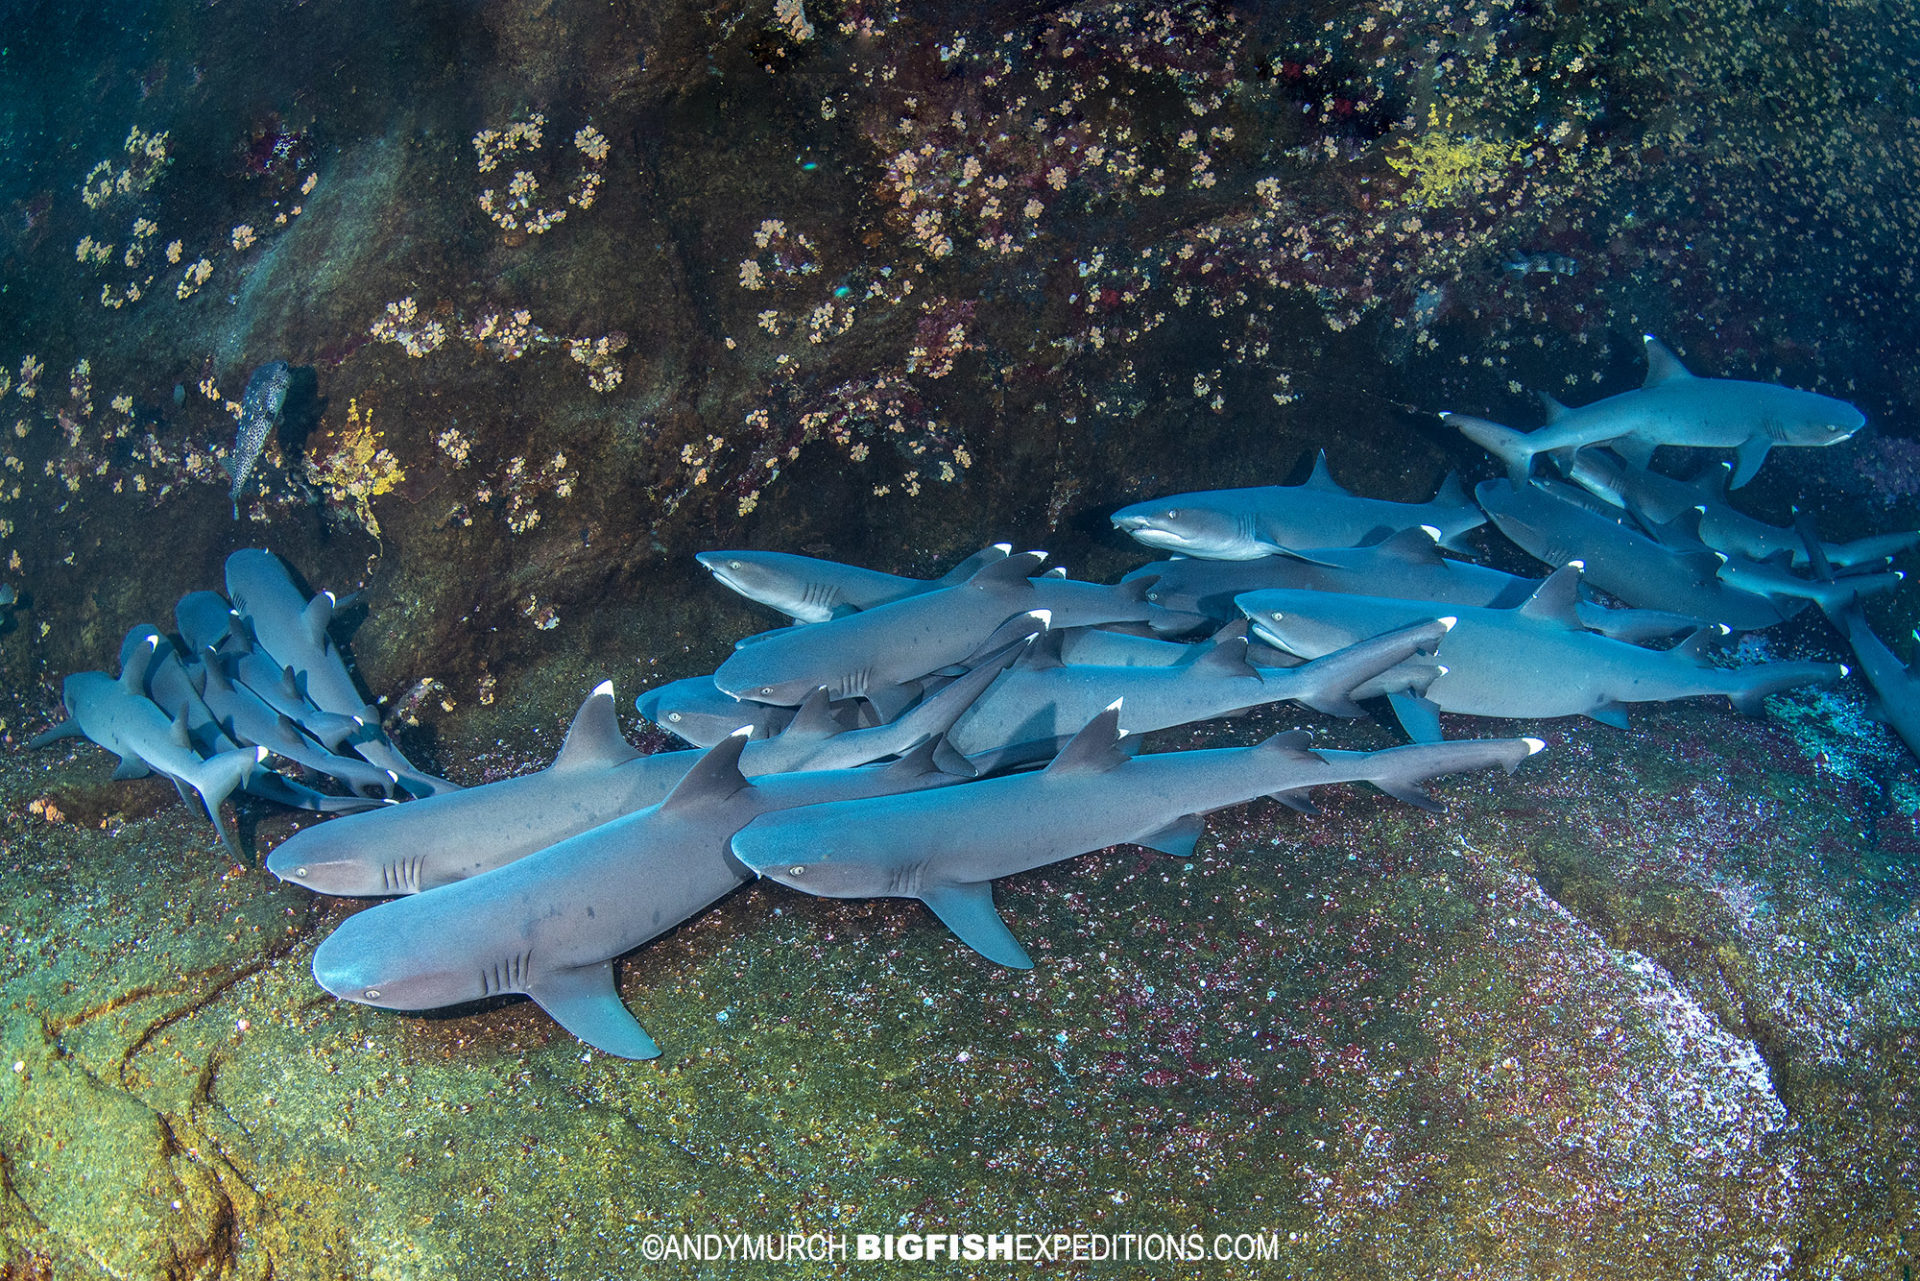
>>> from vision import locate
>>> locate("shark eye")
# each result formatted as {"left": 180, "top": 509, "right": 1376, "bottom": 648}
{"left": 727, "top": 560, "right": 744, "bottom": 569}
{"left": 666, "top": 712, "right": 682, "bottom": 722}
{"left": 364, "top": 988, "right": 381, "bottom": 999}
{"left": 788, "top": 865, "right": 806, "bottom": 876}
{"left": 294, "top": 865, "right": 309, "bottom": 877}
{"left": 1165, "top": 508, "right": 1180, "bottom": 519}
{"left": 758, "top": 687, "right": 776, "bottom": 697}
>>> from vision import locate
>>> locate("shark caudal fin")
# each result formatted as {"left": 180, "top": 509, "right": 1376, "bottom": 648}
{"left": 178, "top": 745, "right": 268, "bottom": 863}
{"left": 1445, "top": 412, "right": 1537, "bottom": 480}
{"left": 1281, "top": 617, "right": 1453, "bottom": 718}
{"left": 1363, "top": 736, "right": 1546, "bottom": 811}
{"left": 1727, "top": 663, "right": 1847, "bottom": 716}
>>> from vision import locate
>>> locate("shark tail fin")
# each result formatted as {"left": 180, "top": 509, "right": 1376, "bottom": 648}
{"left": 27, "top": 718, "right": 83, "bottom": 749}
{"left": 1728, "top": 663, "right": 1846, "bottom": 716}
{"left": 179, "top": 745, "right": 268, "bottom": 864}
{"left": 1281, "top": 617, "right": 1451, "bottom": 718}
{"left": 1445, "top": 412, "right": 1536, "bottom": 480}
{"left": 1366, "top": 736, "right": 1545, "bottom": 810}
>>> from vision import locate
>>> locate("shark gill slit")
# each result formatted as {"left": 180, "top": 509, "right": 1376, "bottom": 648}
{"left": 1237, "top": 509, "right": 1257, "bottom": 548}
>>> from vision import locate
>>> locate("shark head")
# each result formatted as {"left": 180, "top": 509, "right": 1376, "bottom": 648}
{"left": 1111, "top": 501, "right": 1266, "bottom": 559}
{"left": 732, "top": 814, "right": 894, "bottom": 898}
{"left": 1768, "top": 388, "right": 1866, "bottom": 447}
{"left": 311, "top": 901, "right": 489, "bottom": 1011}
{"left": 695, "top": 552, "right": 817, "bottom": 618}
{"left": 266, "top": 824, "right": 419, "bottom": 896}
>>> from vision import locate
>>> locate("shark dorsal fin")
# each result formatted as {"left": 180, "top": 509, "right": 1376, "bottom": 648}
{"left": 1188, "top": 624, "right": 1258, "bottom": 679}
{"left": 782, "top": 687, "right": 846, "bottom": 741}
{"left": 1254, "top": 728, "right": 1318, "bottom": 761}
{"left": 964, "top": 550, "right": 1047, "bottom": 592}
{"left": 658, "top": 729, "right": 752, "bottom": 813}
{"left": 1668, "top": 627, "right": 1723, "bottom": 667}
{"left": 920, "top": 883, "right": 1032, "bottom": 968}
{"left": 885, "top": 735, "right": 947, "bottom": 779}
{"left": 552, "top": 681, "right": 643, "bottom": 772}
{"left": 1517, "top": 565, "right": 1584, "bottom": 629}
{"left": 1023, "top": 629, "right": 1067, "bottom": 670}
{"left": 935, "top": 543, "right": 1014, "bottom": 586}
{"left": 1369, "top": 526, "right": 1446, "bottom": 564}
{"left": 1302, "top": 450, "right": 1346, "bottom": 493}
{"left": 301, "top": 592, "right": 335, "bottom": 651}
{"left": 1642, "top": 334, "right": 1695, "bottom": 386}
{"left": 1432, "top": 471, "right": 1471, "bottom": 508}
{"left": 1536, "top": 391, "right": 1571, "bottom": 423}
{"left": 1044, "top": 701, "right": 1130, "bottom": 775}
{"left": 168, "top": 714, "right": 191, "bottom": 750}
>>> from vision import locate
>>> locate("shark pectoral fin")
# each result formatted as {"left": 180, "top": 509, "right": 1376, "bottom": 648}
{"left": 1136, "top": 814, "right": 1205, "bottom": 859}
{"left": 863, "top": 681, "right": 922, "bottom": 723}
{"left": 113, "top": 754, "right": 154, "bottom": 781}
{"left": 920, "top": 884, "right": 1032, "bottom": 969}
{"left": 1387, "top": 692, "right": 1445, "bottom": 743}
{"left": 528, "top": 962, "right": 661, "bottom": 1059}
{"left": 1612, "top": 437, "right": 1656, "bottom": 471}
{"left": 1268, "top": 788, "right": 1319, "bottom": 814}
{"left": 826, "top": 603, "right": 861, "bottom": 620}
{"left": 1586, "top": 700, "right": 1631, "bottom": 730}
{"left": 1729, "top": 439, "right": 1770, "bottom": 490}
{"left": 1374, "top": 777, "right": 1445, "bottom": 813}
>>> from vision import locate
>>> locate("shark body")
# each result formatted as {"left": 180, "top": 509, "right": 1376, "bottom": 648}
{"left": 308, "top": 734, "right": 971, "bottom": 1058}
{"left": 225, "top": 549, "right": 457, "bottom": 796}
{"left": 1237, "top": 570, "right": 1844, "bottom": 740}
{"left": 1111, "top": 452, "right": 1485, "bottom": 560}
{"left": 40, "top": 652, "right": 265, "bottom": 861}
{"left": 696, "top": 544, "right": 1010, "bottom": 623}
{"left": 944, "top": 620, "right": 1447, "bottom": 756}
{"left": 713, "top": 552, "right": 1146, "bottom": 716}
{"left": 1447, "top": 335, "right": 1865, "bottom": 489}
{"left": 1475, "top": 478, "right": 1798, "bottom": 630}
{"left": 271, "top": 647, "right": 1014, "bottom": 896}
{"left": 734, "top": 707, "right": 1541, "bottom": 968}
{"left": 1122, "top": 531, "right": 1696, "bottom": 643}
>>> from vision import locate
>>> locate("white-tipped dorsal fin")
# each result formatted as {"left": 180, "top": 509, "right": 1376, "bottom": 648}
{"left": 1523, "top": 737, "right": 1547, "bottom": 755}
{"left": 1641, "top": 334, "right": 1695, "bottom": 386}
{"left": 1516, "top": 565, "right": 1584, "bottom": 629}
{"left": 552, "top": 681, "right": 643, "bottom": 772}
{"left": 659, "top": 729, "right": 752, "bottom": 812}
{"left": 1044, "top": 699, "right": 1131, "bottom": 775}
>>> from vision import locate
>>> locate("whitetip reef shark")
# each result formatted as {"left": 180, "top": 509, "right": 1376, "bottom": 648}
{"left": 1110, "top": 451, "right": 1485, "bottom": 559}
{"left": 696, "top": 544, "right": 1011, "bottom": 623}
{"left": 1236, "top": 567, "right": 1846, "bottom": 741}
{"left": 1447, "top": 334, "right": 1865, "bottom": 488}
{"left": 713, "top": 551, "right": 1151, "bottom": 718}
{"left": 308, "top": 731, "right": 977, "bottom": 1059}
{"left": 28, "top": 643, "right": 266, "bottom": 862}
{"left": 270, "top": 637, "right": 1025, "bottom": 897}
{"left": 733, "top": 703, "right": 1543, "bottom": 969}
